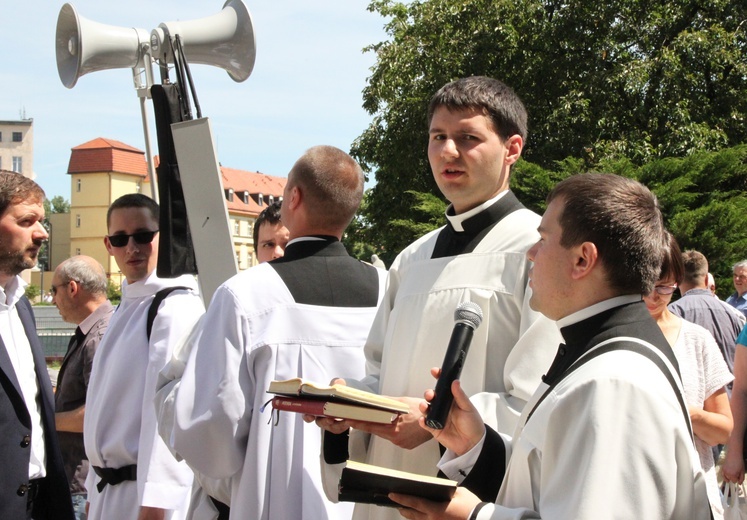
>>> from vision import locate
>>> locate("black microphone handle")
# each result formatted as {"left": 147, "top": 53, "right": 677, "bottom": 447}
{"left": 425, "top": 322, "right": 475, "bottom": 430}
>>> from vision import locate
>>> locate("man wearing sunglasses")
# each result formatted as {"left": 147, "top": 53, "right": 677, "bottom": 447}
{"left": 0, "top": 171, "right": 74, "bottom": 519}
{"left": 84, "top": 194, "right": 204, "bottom": 520}
{"left": 669, "top": 250, "right": 744, "bottom": 379}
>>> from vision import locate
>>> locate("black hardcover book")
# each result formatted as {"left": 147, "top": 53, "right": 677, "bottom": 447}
{"left": 338, "top": 460, "right": 457, "bottom": 508}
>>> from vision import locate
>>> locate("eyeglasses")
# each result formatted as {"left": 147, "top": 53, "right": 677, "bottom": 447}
{"left": 50, "top": 281, "right": 71, "bottom": 296}
{"left": 653, "top": 284, "right": 677, "bottom": 295}
{"left": 107, "top": 230, "right": 159, "bottom": 248}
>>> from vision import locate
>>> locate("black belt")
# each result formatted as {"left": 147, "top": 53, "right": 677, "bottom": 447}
{"left": 93, "top": 465, "right": 137, "bottom": 493}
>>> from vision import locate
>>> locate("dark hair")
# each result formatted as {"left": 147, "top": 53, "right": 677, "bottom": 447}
{"left": 681, "top": 250, "right": 708, "bottom": 286}
{"left": 658, "top": 233, "right": 685, "bottom": 286}
{"left": 0, "top": 170, "right": 45, "bottom": 215}
{"left": 287, "top": 145, "right": 364, "bottom": 231}
{"left": 107, "top": 193, "right": 159, "bottom": 229}
{"left": 253, "top": 200, "right": 283, "bottom": 250}
{"left": 547, "top": 173, "right": 666, "bottom": 295}
{"left": 428, "top": 76, "right": 528, "bottom": 142}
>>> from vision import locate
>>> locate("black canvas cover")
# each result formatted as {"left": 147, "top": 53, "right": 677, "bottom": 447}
{"left": 150, "top": 83, "right": 198, "bottom": 277}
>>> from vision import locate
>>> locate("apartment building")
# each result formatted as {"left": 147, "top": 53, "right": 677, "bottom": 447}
{"left": 49, "top": 137, "right": 286, "bottom": 286}
{"left": 0, "top": 118, "right": 34, "bottom": 178}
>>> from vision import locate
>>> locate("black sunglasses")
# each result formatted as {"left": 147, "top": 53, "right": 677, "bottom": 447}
{"left": 107, "top": 230, "right": 159, "bottom": 248}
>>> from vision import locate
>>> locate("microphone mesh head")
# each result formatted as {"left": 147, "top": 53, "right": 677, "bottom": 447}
{"left": 455, "top": 301, "right": 483, "bottom": 329}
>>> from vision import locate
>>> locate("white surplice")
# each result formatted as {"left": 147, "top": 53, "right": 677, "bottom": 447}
{"left": 337, "top": 208, "right": 561, "bottom": 520}
{"left": 84, "top": 272, "right": 204, "bottom": 520}
{"left": 169, "top": 261, "right": 387, "bottom": 520}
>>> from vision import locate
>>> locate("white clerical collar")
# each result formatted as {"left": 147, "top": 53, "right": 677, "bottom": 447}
{"left": 445, "top": 191, "right": 509, "bottom": 233}
{"left": 286, "top": 236, "right": 327, "bottom": 247}
{"left": 556, "top": 294, "right": 642, "bottom": 329}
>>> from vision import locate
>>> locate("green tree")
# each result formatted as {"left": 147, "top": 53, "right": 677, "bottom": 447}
{"left": 39, "top": 195, "right": 70, "bottom": 271}
{"left": 633, "top": 145, "right": 747, "bottom": 296}
{"left": 24, "top": 284, "right": 41, "bottom": 302}
{"left": 43, "top": 195, "right": 71, "bottom": 216}
{"left": 355, "top": 0, "right": 747, "bottom": 256}
{"left": 106, "top": 279, "right": 122, "bottom": 305}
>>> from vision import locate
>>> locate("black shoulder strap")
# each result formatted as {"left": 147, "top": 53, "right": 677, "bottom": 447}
{"left": 146, "top": 286, "right": 190, "bottom": 341}
{"left": 525, "top": 338, "right": 711, "bottom": 519}
{"left": 527, "top": 339, "right": 693, "bottom": 441}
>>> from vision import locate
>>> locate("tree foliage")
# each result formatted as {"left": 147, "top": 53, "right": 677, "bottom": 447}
{"left": 24, "top": 284, "right": 40, "bottom": 302}
{"left": 633, "top": 145, "right": 747, "bottom": 297}
{"left": 39, "top": 196, "right": 70, "bottom": 270}
{"left": 353, "top": 0, "right": 747, "bottom": 259}
{"left": 43, "top": 196, "right": 70, "bottom": 215}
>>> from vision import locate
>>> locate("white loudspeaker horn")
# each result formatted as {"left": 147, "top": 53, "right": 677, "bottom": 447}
{"left": 150, "top": 0, "right": 257, "bottom": 83}
{"left": 56, "top": 3, "right": 149, "bottom": 89}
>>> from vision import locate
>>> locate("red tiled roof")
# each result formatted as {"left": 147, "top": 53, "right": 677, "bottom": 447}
{"left": 67, "top": 138, "right": 287, "bottom": 217}
{"left": 220, "top": 167, "right": 286, "bottom": 217}
{"left": 67, "top": 138, "right": 148, "bottom": 177}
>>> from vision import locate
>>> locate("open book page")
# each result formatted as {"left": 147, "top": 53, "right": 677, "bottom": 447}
{"left": 267, "top": 378, "right": 410, "bottom": 414}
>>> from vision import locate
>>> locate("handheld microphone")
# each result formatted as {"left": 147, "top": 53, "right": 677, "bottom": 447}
{"left": 425, "top": 301, "right": 483, "bottom": 430}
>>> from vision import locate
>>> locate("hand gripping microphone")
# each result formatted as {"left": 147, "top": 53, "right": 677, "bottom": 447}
{"left": 425, "top": 301, "right": 484, "bottom": 430}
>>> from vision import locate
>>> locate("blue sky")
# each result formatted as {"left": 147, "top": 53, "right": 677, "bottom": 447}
{"left": 1, "top": 1, "right": 389, "bottom": 200}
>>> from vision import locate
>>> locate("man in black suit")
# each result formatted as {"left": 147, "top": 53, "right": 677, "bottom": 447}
{"left": 0, "top": 170, "right": 74, "bottom": 519}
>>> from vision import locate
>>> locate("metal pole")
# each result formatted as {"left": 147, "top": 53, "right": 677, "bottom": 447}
{"left": 132, "top": 44, "right": 159, "bottom": 202}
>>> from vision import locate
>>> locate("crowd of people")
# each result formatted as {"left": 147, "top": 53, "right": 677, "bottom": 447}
{"left": 3, "top": 75, "right": 747, "bottom": 520}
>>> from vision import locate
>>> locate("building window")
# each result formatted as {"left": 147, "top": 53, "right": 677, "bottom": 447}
{"left": 12, "top": 132, "right": 22, "bottom": 142}
{"left": 268, "top": 195, "right": 275, "bottom": 205}
{"left": 0, "top": 132, "right": 3, "bottom": 142}
{"left": 233, "top": 220, "right": 239, "bottom": 235}
{"left": 258, "top": 194, "right": 264, "bottom": 206}
{"left": 12, "top": 157, "right": 22, "bottom": 173}
{"left": 75, "top": 214, "right": 81, "bottom": 228}
{"left": 76, "top": 178, "right": 81, "bottom": 192}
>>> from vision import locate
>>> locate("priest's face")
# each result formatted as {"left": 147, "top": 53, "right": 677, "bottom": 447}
{"left": 526, "top": 197, "right": 576, "bottom": 321}
{"left": 256, "top": 221, "right": 289, "bottom": 263}
{"left": 104, "top": 207, "right": 159, "bottom": 284}
{"left": 428, "top": 106, "right": 522, "bottom": 215}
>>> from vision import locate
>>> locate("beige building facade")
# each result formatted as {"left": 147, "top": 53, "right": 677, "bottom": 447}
{"left": 0, "top": 118, "right": 34, "bottom": 178}
{"left": 41, "top": 137, "right": 286, "bottom": 291}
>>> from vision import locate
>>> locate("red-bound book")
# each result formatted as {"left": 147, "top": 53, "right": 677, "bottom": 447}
{"left": 271, "top": 396, "right": 401, "bottom": 424}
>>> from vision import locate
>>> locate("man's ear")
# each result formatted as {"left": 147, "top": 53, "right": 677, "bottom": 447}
{"left": 104, "top": 236, "right": 113, "bottom": 255}
{"left": 68, "top": 280, "right": 79, "bottom": 297}
{"left": 504, "top": 134, "right": 524, "bottom": 166}
{"left": 287, "top": 185, "right": 302, "bottom": 210}
{"left": 571, "top": 242, "right": 598, "bottom": 280}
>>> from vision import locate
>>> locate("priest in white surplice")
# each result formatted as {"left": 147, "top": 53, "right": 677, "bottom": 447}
{"left": 84, "top": 194, "right": 205, "bottom": 520}
{"left": 166, "top": 146, "right": 386, "bottom": 520}
{"left": 389, "top": 174, "right": 711, "bottom": 520}
{"left": 317, "top": 76, "right": 560, "bottom": 520}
